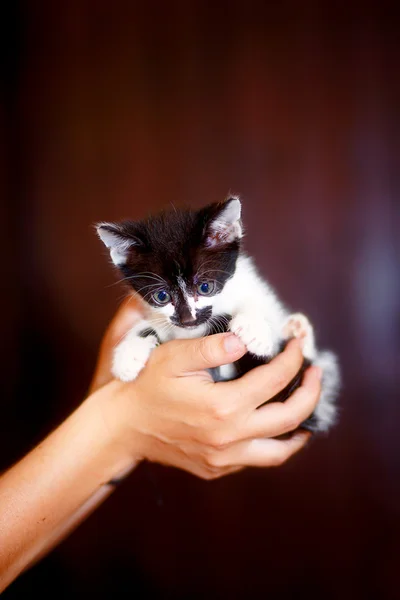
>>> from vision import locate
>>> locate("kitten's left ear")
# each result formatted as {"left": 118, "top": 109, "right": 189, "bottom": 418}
{"left": 203, "top": 196, "right": 243, "bottom": 248}
{"left": 96, "top": 222, "right": 141, "bottom": 266}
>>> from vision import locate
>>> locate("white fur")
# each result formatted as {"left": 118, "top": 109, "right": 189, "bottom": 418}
{"left": 230, "top": 312, "right": 275, "bottom": 357}
{"left": 195, "top": 295, "right": 214, "bottom": 309}
{"left": 312, "top": 351, "right": 341, "bottom": 431}
{"left": 109, "top": 234, "right": 340, "bottom": 432}
{"left": 178, "top": 277, "right": 197, "bottom": 319}
{"left": 168, "top": 323, "right": 208, "bottom": 339}
{"left": 282, "top": 313, "right": 316, "bottom": 360}
{"left": 206, "top": 197, "right": 243, "bottom": 247}
{"left": 186, "top": 295, "right": 197, "bottom": 319}
{"left": 96, "top": 224, "right": 137, "bottom": 266}
{"left": 155, "top": 303, "right": 174, "bottom": 319}
{"left": 218, "top": 255, "right": 288, "bottom": 356}
{"left": 112, "top": 321, "right": 158, "bottom": 382}
{"left": 218, "top": 363, "right": 237, "bottom": 379}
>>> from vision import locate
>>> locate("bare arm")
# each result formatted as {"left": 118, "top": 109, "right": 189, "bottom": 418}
{"left": 0, "top": 300, "right": 321, "bottom": 591}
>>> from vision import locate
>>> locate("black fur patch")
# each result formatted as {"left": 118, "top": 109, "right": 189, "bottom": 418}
{"left": 139, "top": 328, "right": 160, "bottom": 344}
{"left": 116, "top": 201, "right": 239, "bottom": 324}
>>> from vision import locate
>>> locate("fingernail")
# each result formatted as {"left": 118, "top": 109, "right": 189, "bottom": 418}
{"left": 223, "top": 333, "right": 245, "bottom": 354}
{"left": 314, "top": 366, "right": 323, "bottom": 380}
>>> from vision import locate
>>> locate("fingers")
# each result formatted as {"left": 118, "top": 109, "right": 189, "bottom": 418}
{"left": 222, "top": 338, "right": 304, "bottom": 408}
{"left": 179, "top": 461, "right": 243, "bottom": 481}
{"left": 175, "top": 431, "right": 309, "bottom": 475}
{"left": 224, "top": 431, "right": 311, "bottom": 467}
{"left": 157, "top": 333, "right": 247, "bottom": 375}
{"left": 243, "top": 366, "right": 322, "bottom": 439}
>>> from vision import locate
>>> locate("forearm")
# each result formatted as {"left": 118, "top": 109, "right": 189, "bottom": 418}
{"left": 23, "top": 485, "right": 114, "bottom": 573}
{"left": 0, "top": 384, "right": 138, "bottom": 591}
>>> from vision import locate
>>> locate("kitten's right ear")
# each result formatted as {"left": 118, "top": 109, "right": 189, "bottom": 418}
{"left": 203, "top": 196, "right": 243, "bottom": 248}
{"left": 96, "top": 222, "right": 141, "bottom": 266}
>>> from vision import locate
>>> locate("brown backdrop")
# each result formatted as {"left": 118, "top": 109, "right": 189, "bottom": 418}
{"left": 1, "top": 2, "right": 399, "bottom": 599}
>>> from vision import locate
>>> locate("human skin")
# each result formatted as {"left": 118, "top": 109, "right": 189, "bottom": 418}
{"left": 0, "top": 299, "right": 321, "bottom": 591}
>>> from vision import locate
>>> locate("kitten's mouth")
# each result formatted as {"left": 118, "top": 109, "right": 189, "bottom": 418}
{"left": 170, "top": 307, "right": 212, "bottom": 328}
{"left": 170, "top": 317, "right": 209, "bottom": 329}
{"left": 174, "top": 322, "right": 207, "bottom": 329}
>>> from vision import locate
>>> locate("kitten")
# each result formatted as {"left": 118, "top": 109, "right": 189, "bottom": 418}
{"left": 97, "top": 197, "right": 340, "bottom": 433}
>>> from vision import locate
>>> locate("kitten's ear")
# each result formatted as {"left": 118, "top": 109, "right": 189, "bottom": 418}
{"left": 203, "top": 196, "right": 243, "bottom": 248}
{"left": 96, "top": 222, "right": 141, "bottom": 266}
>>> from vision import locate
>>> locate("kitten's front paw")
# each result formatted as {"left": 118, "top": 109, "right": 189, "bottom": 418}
{"left": 112, "top": 335, "right": 158, "bottom": 382}
{"left": 230, "top": 314, "right": 275, "bottom": 357}
{"left": 282, "top": 313, "right": 316, "bottom": 360}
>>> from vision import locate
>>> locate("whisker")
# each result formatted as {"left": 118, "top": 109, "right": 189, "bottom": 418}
{"left": 199, "top": 269, "right": 232, "bottom": 278}
{"left": 113, "top": 324, "right": 135, "bottom": 348}
{"left": 122, "top": 272, "right": 168, "bottom": 285}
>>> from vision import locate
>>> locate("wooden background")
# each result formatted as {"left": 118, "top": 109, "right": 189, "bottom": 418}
{"left": 1, "top": 2, "right": 399, "bottom": 598}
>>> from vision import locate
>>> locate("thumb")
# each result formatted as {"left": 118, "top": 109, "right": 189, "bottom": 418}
{"left": 161, "top": 333, "right": 247, "bottom": 375}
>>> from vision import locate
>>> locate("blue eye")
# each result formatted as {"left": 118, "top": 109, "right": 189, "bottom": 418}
{"left": 153, "top": 290, "right": 171, "bottom": 305}
{"left": 197, "top": 281, "right": 215, "bottom": 296}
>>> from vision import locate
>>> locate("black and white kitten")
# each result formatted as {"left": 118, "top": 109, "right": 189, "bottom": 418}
{"left": 97, "top": 197, "right": 340, "bottom": 433}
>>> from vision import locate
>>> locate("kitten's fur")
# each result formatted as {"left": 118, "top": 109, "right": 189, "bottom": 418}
{"left": 97, "top": 197, "right": 340, "bottom": 433}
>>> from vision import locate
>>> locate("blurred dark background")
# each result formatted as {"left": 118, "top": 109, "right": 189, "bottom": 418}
{"left": 1, "top": 1, "right": 399, "bottom": 598}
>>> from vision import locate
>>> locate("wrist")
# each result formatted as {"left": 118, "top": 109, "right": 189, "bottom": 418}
{"left": 86, "top": 380, "right": 144, "bottom": 479}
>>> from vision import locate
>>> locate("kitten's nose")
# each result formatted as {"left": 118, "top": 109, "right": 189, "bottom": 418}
{"left": 177, "top": 304, "right": 197, "bottom": 326}
{"left": 180, "top": 314, "right": 197, "bottom": 326}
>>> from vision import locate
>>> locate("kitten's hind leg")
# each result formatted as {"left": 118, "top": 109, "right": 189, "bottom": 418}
{"left": 282, "top": 313, "right": 340, "bottom": 432}
{"left": 309, "top": 350, "right": 340, "bottom": 432}
{"left": 282, "top": 313, "right": 316, "bottom": 361}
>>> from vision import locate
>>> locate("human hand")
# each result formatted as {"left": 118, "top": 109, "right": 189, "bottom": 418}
{"left": 92, "top": 301, "right": 321, "bottom": 480}
{"left": 0, "top": 299, "right": 320, "bottom": 591}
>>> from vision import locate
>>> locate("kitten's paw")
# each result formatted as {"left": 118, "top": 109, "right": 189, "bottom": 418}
{"left": 230, "top": 314, "right": 275, "bottom": 357}
{"left": 112, "top": 335, "right": 158, "bottom": 382}
{"left": 282, "top": 313, "right": 316, "bottom": 359}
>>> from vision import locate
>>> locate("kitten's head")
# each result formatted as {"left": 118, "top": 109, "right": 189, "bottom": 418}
{"left": 97, "top": 197, "right": 242, "bottom": 328}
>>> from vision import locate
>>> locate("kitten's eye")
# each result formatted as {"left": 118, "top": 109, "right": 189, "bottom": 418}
{"left": 197, "top": 281, "right": 215, "bottom": 296}
{"left": 153, "top": 290, "right": 171, "bottom": 305}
